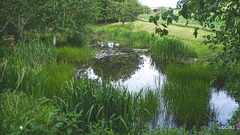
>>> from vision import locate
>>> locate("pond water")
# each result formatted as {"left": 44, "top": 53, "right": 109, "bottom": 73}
{"left": 75, "top": 38, "right": 239, "bottom": 128}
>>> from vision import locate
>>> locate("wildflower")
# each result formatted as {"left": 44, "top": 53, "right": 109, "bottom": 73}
{"left": 20, "top": 126, "right": 23, "bottom": 129}
{"left": 238, "top": 118, "right": 239, "bottom": 121}
{"left": 33, "top": 113, "right": 35, "bottom": 117}
{"left": 55, "top": 112, "right": 57, "bottom": 114}
{"left": 174, "top": 36, "right": 176, "bottom": 38}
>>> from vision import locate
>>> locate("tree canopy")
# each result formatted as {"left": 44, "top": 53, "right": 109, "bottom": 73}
{"left": 177, "top": 0, "right": 240, "bottom": 67}
{"left": 0, "top": 0, "right": 98, "bottom": 44}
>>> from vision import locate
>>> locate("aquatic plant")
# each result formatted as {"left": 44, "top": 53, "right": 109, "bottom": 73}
{"left": 57, "top": 46, "right": 93, "bottom": 62}
{"left": 139, "top": 87, "right": 161, "bottom": 124}
{"left": 150, "top": 37, "right": 197, "bottom": 61}
{"left": 106, "top": 28, "right": 156, "bottom": 48}
{"left": 57, "top": 77, "right": 146, "bottom": 134}
{"left": 162, "top": 64, "right": 216, "bottom": 127}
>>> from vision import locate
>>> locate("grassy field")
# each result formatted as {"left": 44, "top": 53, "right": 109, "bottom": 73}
{"left": 92, "top": 20, "right": 223, "bottom": 61}
{"left": 138, "top": 14, "right": 223, "bottom": 30}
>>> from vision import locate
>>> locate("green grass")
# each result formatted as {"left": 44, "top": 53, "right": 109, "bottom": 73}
{"left": 162, "top": 64, "right": 216, "bottom": 127}
{"left": 137, "top": 14, "right": 223, "bottom": 30}
{"left": 93, "top": 21, "right": 223, "bottom": 61}
{"left": 150, "top": 37, "right": 197, "bottom": 61}
{"left": 57, "top": 46, "right": 93, "bottom": 62}
{"left": 139, "top": 87, "right": 161, "bottom": 124}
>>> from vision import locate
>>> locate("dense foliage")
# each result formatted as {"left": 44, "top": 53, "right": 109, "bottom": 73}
{"left": 177, "top": 0, "right": 240, "bottom": 66}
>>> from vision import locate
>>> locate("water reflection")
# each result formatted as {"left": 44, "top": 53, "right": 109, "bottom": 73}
{"left": 119, "top": 55, "right": 166, "bottom": 93}
{"left": 211, "top": 88, "right": 239, "bottom": 124}
{"left": 75, "top": 39, "right": 239, "bottom": 128}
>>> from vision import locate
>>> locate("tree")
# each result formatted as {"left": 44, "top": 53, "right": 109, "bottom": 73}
{"left": 177, "top": 0, "right": 240, "bottom": 67}
{"left": 125, "top": 0, "right": 142, "bottom": 28}
{"left": 158, "top": 6, "right": 167, "bottom": 14}
{"left": 149, "top": 9, "right": 179, "bottom": 37}
{"left": 38, "top": 0, "right": 98, "bottom": 45}
{"left": 0, "top": 0, "right": 47, "bottom": 38}
{"left": 141, "top": 5, "right": 151, "bottom": 14}
{"left": 106, "top": 1, "right": 122, "bottom": 22}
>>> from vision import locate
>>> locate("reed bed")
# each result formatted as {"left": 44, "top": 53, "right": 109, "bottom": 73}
{"left": 98, "top": 26, "right": 197, "bottom": 61}
{"left": 56, "top": 77, "right": 158, "bottom": 134}
{"left": 150, "top": 37, "right": 197, "bottom": 61}
{"left": 57, "top": 46, "right": 93, "bottom": 62}
{"left": 139, "top": 87, "right": 161, "bottom": 124}
{"left": 162, "top": 64, "right": 216, "bottom": 127}
{"left": 107, "top": 28, "right": 156, "bottom": 48}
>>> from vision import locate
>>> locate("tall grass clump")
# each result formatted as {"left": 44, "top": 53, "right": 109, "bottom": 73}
{"left": 150, "top": 37, "right": 197, "bottom": 61}
{"left": 16, "top": 40, "right": 57, "bottom": 67}
{"left": 104, "top": 27, "right": 157, "bottom": 48}
{"left": 139, "top": 87, "right": 161, "bottom": 124}
{"left": 43, "top": 61, "right": 75, "bottom": 98}
{"left": 0, "top": 39, "right": 57, "bottom": 95}
{"left": 56, "top": 77, "right": 146, "bottom": 134}
{"left": 57, "top": 46, "right": 93, "bottom": 62}
{"left": 162, "top": 64, "right": 216, "bottom": 127}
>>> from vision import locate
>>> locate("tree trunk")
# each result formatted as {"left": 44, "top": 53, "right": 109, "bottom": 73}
{"left": 53, "top": 32, "right": 58, "bottom": 45}
{"left": 19, "top": 25, "right": 24, "bottom": 38}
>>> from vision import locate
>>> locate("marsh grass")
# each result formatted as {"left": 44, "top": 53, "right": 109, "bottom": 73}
{"left": 162, "top": 64, "right": 216, "bottom": 127}
{"left": 16, "top": 40, "right": 57, "bottom": 67}
{"left": 151, "top": 37, "right": 197, "bottom": 61}
{"left": 107, "top": 28, "right": 156, "bottom": 48}
{"left": 44, "top": 61, "right": 75, "bottom": 98}
{"left": 95, "top": 24, "right": 157, "bottom": 48}
{"left": 57, "top": 77, "right": 146, "bottom": 134}
{"left": 139, "top": 87, "right": 161, "bottom": 124}
{"left": 57, "top": 46, "right": 93, "bottom": 62}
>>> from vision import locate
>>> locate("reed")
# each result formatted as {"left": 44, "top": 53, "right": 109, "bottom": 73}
{"left": 150, "top": 37, "right": 197, "bottom": 61}
{"left": 16, "top": 40, "right": 57, "bottom": 67}
{"left": 57, "top": 46, "right": 93, "bottom": 62}
{"left": 162, "top": 64, "right": 216, "bottom": 127}
{"left": 104, "top": 27, "right": 156, "bottom": 48}
{"left": 139, "top": 87, "right": 161, "bottom": 124}
{"left": 43, "top": 61, "right": 74, "bottom": 98}
{"left": 57, "top": 77, "right": 146, "bottom": 134}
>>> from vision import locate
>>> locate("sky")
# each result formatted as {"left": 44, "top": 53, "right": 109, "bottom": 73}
{"left": 138, "top": 0, "right": 179, "bottom": 8}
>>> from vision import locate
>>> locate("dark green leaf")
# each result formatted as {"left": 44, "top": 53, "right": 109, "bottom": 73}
{"left": 149, "top": 16, "right": 154, "bottom": 23}
{"left": 161, "top": 23, "right": 167, "bottom": 28}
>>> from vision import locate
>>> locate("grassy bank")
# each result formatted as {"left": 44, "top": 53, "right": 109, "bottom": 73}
{"left": 94, "top": 23, "right": 198, "bottom": 62}
{"left": 92, "top": 21, "right": 223, "bottom": 61}
{"left": 0, "top": 35, "right": 162, "bottom": 134}
{"left": 137, "top": 14, "right": 223, "bottom": 30}
{"left": 1, "top": 20, "right": 239, "bottom": 134}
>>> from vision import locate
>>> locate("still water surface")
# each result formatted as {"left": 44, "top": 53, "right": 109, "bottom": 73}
{"left": 75, "top": 39, "right": 239, "bottom": 127}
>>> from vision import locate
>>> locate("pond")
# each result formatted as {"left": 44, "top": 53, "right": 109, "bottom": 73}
{"left": 75, "top": 37, "right": 239, "bottom": 128}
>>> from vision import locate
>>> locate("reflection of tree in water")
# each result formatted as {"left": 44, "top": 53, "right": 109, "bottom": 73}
{"left": 150, "top": 55, "right": 168, "bottom": 75}
{"left": 91, "top": 53, "right": 143, "bottom": 81}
